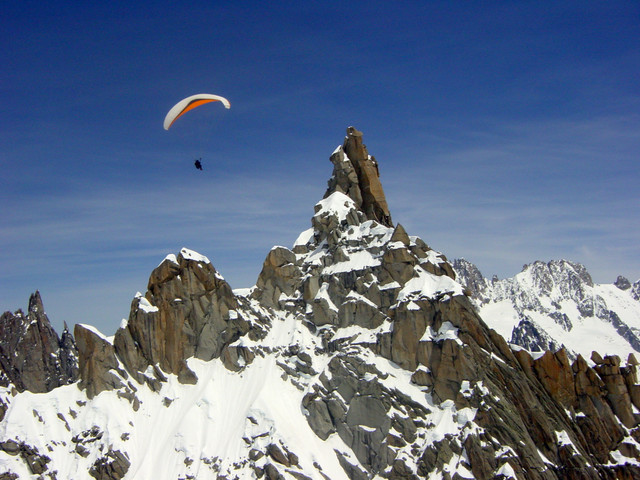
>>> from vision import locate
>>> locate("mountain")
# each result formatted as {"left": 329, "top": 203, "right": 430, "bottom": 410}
{"left": 453, "top": 258, "right": 640, "bottom": 360}
{"left": 1, "top": 127, "right": 639, "bottom": 479}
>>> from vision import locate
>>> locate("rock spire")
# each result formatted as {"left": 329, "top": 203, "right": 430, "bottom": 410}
{"left": 0, "top": 291, "right": 78, "bottom": 394}
{"left": 325, "top": 126, "right": 393, "bottom": 227}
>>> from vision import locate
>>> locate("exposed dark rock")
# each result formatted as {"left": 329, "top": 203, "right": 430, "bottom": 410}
{"left": 253, "top": 246, "right": 302, "bottom": 308}
{"left": 615, "top": 276, "right": 632, "bottom": 290}
{"left": 0, "top": 439, "right": 51, "bottom": 475}
{"left": 451, "top": 258, "right": 490, "bottom": 300}
{"left": 0, "top": 292, "right": 78, "bottom": 393}
{"left": 111, "top": 248, "right": 248, "bottom": 389}
{"left": 89, "top": 449, "right": 130, "bottom": 480}
{"left": 510, "top": 317, "right": 565, "bottom": 354}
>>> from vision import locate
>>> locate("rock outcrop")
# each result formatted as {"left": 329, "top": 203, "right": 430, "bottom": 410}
{"left": 74, "top": 323, "right": 124, "bottom": 399}
{"left": 84, "top": 248, "right": 248, "bottom": 393}
{"left": 0, "top": 291, "right": 78, "bottom": 393}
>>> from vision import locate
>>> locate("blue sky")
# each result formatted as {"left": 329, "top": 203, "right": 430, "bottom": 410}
{"left": 2, "top": 1, "right": 639, "bottom": 334}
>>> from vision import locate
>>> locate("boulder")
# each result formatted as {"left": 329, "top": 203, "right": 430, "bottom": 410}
{"left": 89, "top": 449, "right": 130, "bottom": 480}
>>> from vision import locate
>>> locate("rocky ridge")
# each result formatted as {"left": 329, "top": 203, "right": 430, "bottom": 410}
{"left": 453, "top": 258, "right": 640, "bottom": 359}
{"left": 0, "top": 291, "right": 78, "bottom": 395}
{"left": 0, "top": 128, "right": 639, "bottom": 479}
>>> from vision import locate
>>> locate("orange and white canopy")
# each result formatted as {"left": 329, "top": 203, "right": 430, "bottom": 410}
{"left": 163, "top": 94, "right": 230, "bottom": 130}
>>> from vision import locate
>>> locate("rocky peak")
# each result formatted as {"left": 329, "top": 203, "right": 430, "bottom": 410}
{"left": 119, "top": 248, "right": 245, "bottom": 384}
{"left": 0, "top": 291, "right": 78, "bottom": 393}
{"left": 615, "top": 276, "right": 631, "bottom": 290}
{"left": 520, "top": 259, "right": 594, "bottom": 296}
{"left": 324, "top": 126, "right": 393, "bottom": 227}
{"left": 451, "top": 258, "right": 490, "bottom": 301}
{"left": 74, "top": 248, "right": 250, "bottom": 397}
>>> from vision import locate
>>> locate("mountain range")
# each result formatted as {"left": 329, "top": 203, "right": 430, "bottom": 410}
{"left": 453, "top": 258, "right": 640, "bottom": 361}
{"left": 0, "top": 127, "right": 638, "bottom": 479}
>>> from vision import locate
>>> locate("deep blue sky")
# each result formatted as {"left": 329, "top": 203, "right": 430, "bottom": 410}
{"left": 2, "top": 1, "right": 639, "bottom": 334}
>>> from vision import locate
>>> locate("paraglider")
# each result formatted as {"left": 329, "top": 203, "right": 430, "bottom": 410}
{"left": 163, "top": 93, "right": 230, "bottom": 130}
{"left": 163, "top": 93, "right": 230, "bottom": 170}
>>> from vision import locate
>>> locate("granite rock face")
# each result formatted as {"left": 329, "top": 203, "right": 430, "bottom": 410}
{"left": 74, "top": 323, "right": 123, "bottom": 399}
{"left": 325, "top": 126, "right": 393, "bottom": 227}
{"left": 71, "top": 248, "right": 250, "bottom": 397}
{"left": 0, "top": 291, "right": 78, "bottom": 393}
{"left": 113, "top": 248, "right": 247, "bottom": 386}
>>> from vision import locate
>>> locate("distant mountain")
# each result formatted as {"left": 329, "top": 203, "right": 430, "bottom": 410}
{"left": 0, "top": 291, "right": 78, "bottom": 394}
{"left": 453, "top": 258, "right": 640, "bottom": 360}
{"left": 0, "top": 128, "right": 638, "bottom": 479}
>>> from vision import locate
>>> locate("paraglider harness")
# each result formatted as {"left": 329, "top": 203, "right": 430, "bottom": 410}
{"left": 194, "top": 158, "right": 203, "bottom": 170}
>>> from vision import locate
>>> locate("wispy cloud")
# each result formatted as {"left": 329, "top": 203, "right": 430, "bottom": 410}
{"left": 383, "top": 111, "right": 640, "bottom": 283}
{"left": 1, "top": 172, "right": 323, "bottom": 333}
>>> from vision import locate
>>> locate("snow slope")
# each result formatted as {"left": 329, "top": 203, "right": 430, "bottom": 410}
{"left": 454, "top": 258, "right": 640, "bottom": 360}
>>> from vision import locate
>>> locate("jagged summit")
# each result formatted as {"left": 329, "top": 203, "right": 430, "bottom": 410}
{"left": 325, "top": 126, "right": 393, "bottom": 227}
{"left": 0, "top": 291, "right": 78, "bottom": 394}
{"left": 1, "top": 129, "right": 639, "bottom": 479}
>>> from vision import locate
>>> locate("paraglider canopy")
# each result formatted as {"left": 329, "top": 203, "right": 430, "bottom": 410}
{"left": 163, "top": 93, "right": 230, "bottom": 130}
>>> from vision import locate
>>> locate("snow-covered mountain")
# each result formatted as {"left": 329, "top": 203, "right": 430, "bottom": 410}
{"left": 1, "top": 128, "right": 639, "bottom": 479}
{"left": 453, "top": 258, "right": 640, "bottom": 360}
